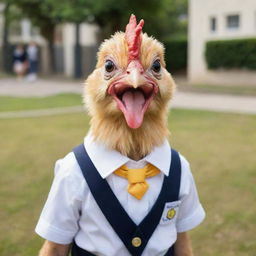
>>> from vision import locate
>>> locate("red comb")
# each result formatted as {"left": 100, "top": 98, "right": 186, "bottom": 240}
{"left": 125, "top": 14, "right": 144, "bottom": 62}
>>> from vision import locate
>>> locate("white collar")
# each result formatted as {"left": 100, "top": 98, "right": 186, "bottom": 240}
{"left": 84, "top": 133, "right": 172, "bottom": 179}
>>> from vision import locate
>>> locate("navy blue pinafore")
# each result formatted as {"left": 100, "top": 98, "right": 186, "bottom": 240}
{"left": 72, "top": 144, "right": 181, "bottom": 256}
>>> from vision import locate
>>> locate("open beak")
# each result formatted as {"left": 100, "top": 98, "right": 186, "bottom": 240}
{"left": 108, "top": 61, "right": 158, "bottom": 129}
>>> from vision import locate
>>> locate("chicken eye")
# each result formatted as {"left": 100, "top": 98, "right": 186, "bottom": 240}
{"left": 151, "top": 60, "right": 161, "bottom": 73}
{"left": 105, "top": 60, "right": 115, "bottom": 73}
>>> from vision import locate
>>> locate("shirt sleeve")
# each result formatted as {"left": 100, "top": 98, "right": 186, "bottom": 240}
{"left": 35, "top": 153, "right": 84, "bottom": 244}
{"left": 176, "top": 155, "right": 206, "bottom": 233}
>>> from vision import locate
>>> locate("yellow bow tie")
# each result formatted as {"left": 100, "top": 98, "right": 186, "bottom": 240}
{"left": 114, "top": 164, "right": 160, "bottom": 200}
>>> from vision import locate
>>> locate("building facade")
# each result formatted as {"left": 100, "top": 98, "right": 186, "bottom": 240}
{"left": 188, "top": 0, "right": 256, "bottom": 86}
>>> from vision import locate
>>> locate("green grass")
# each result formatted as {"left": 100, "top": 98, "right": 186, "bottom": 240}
{"left": 0, "top": 109, "right": 256, "bottom": 256}
{"left": 178, "top": 83, "right": 256, "bottom": 96}
{"left": 0, "top": 72, "right": 15, "bottom": 79}
{"left": 0, "top": 93, "right": 82, "bottom": 112}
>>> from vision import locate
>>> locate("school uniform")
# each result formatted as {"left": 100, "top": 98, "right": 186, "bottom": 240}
{"left": 35, "top": 133, "right": 205, "bottom": 256}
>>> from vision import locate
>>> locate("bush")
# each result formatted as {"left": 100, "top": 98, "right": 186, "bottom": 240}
{"left": 164, "top": 39, "right": 187, "bottom": 71}
{"left": 205, "top": 38, "right": 256, "bottom": 70}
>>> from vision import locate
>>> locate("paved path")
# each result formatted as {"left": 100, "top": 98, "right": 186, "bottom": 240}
{"left": 171, "top": 92, "right": 256, "bottom": 115}
{"left": 0, "top": 78, "right": 83, "bottom": 97}
{"left": 0, "top": 78, "right": 256, "bottom": 118}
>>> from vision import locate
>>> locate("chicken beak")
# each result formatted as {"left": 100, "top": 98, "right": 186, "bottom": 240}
{"left": 125, "top": 60, "right": 146, "bottom": 88}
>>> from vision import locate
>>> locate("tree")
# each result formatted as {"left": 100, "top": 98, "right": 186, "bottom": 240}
{"left": 0, "top": 0, "right": 61, "bottom": 72}
{"left": 0, "top": 1, "right": 23, "bottom": 72}
{"left": 44, "top": 0, "right": 91, "bottom": 78}
{"left": 1, "top": 0, "right": 188, "bottom": 76}
{"left": 160, "top": 0, "right": 188, "bottom": 40}
{"left": 1, "top": 2, "right": 10, "bottom": 72}
{"left": 15, "top": 0, "right": 61, "bottom": 72}
{"left": 45, "top": 0, "right": 188, "bottom": 44}
{"left": 42, "top": 0, "right": 188, "bottom": 77}
{"left": 44, "top": 0, "right": 166, "bottom": 77}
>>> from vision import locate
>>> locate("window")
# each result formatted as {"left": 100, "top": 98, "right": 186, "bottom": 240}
{"left": 210, "top": 17, "right": 217, "bottom": 32}
{"left": 226, "top": 14, "right": 240, "bottom": 29}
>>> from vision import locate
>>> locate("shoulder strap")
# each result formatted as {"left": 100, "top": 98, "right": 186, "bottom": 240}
{"left": 138, "top": 148, "right": 181, "bottom": 242}
{"left": 73, "top": 144, "right": 138, "bottom": 255}
{"left": 73, "top": 144, "right": 181, "bottom": 256}
{"left": 168, "top": 148, "right": 181, "bottom": 201}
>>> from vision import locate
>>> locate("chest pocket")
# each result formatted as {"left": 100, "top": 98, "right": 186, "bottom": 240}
{"left": 160, "top": 200, "right": 181, "bottom": 225}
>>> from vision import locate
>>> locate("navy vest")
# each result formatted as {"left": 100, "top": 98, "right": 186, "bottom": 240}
{"left": 72, "top": 144, "right": 181, "bottom": 256}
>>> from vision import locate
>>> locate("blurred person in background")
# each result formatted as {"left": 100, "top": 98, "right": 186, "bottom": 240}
{"left": 27, "top": 41, "right": 39, "bottom": 82}
{"left": 13, "top": 44, "right": 28, "bottom": 80}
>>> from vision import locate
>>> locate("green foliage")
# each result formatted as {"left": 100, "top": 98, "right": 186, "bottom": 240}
{"left": 0, "top": 0, "right": 58, "bottom": 42}
{"left": 44, "top": 0, "right": 91, "bottom": 24}
{"left": 158, "top": 0, "right": 188, "bottom": 40}
{"left": 164, "top": 38, "right": 187, "bottom": 71}
{"left": 1, "top": 0, "right": 57, "bottom": 29}
{"left": 45, "top": 0, "right": 167, "bottom": 39}
{"left": 205, "top": 38, "right": 256, "bottom": 70}
{"left": 1, "top": 0, "right": 188, "bottom": 42}
{"left": 0, "top": 2, "right": 21, "bottom": 23}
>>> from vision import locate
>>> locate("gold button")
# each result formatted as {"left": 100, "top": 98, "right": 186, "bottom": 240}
{"left": 132, "top": 237, "right": 142, "bottom": 247}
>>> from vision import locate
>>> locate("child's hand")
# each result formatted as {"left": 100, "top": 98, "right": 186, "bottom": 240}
{"left": 39, "top": 240, "right": 71, "bottom": 256}
{"left": 174, "top": 232, "right": 194, "bottom": 256}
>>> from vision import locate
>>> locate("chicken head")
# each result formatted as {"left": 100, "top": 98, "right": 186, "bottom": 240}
{"left": 84, "top": 14, "right": 176, "bottom": 158}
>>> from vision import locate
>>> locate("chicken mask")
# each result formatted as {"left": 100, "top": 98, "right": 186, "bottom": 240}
{"left": 84, "top": 14, "right": 174, "bottom": 131}
{"left": 107, "top": 15, "right": 159, "bottom": 129}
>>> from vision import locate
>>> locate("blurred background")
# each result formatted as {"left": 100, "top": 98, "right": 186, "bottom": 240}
{"left": 0, "top": 0, "right": 187, "bottom": 79}
{"left": 1, "top": 0, "right": 256, "bottom": 84}
{"left": 0, "top": 0, "right": 256, "bottom": 255}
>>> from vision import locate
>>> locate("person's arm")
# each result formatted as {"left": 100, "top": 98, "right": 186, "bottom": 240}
{"left": 174, "top": 232, "right": 193, "bottom": 256}
{"left": 35, "top": 154, "right": 84, "bottom": 256}
{"left": 39, "top": 241, "right": 71, "bottom": 256}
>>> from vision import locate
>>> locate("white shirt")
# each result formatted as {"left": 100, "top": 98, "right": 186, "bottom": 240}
{"left": 27, "top": 45, "right": 38, "bottom": 61}
{"left": 35, "top": 134, "right": 205, "bottom": 256}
